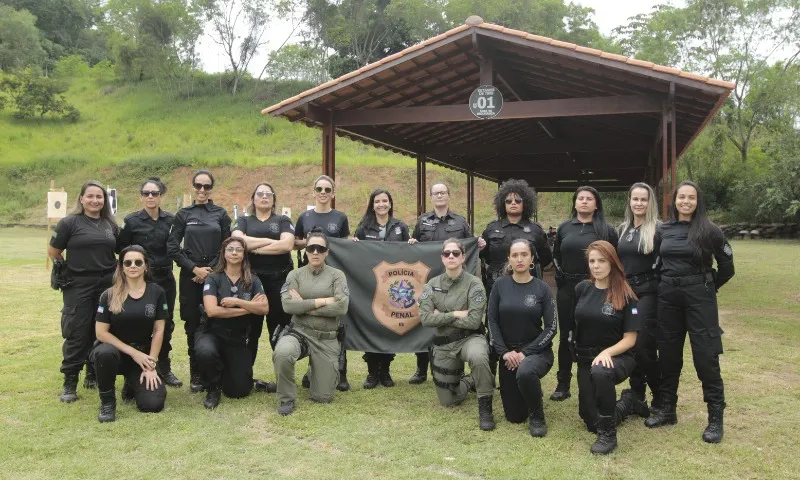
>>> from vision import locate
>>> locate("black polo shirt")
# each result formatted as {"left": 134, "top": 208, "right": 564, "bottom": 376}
{"left": 655, "top": 221, "right": 735, "bottom": 289}
{"left": 554, "top": 218, "right": 619, "bottom": 275}
{"left": 234, "top": 214, "right": 295, "bottom": 273}
{"left": 574, "top": 280, "right": 639, "bottom": 350}
{"left": 50, "top": 214, "right": 118, "bottom": 274}
{"left": 168, "top": 200, "right": 232, "bottom": 270}
{"left": 295, "top": 209, "right": 350, "bottom": 239}
{"left": 412, "top": 210, "right": 471, "bottom": 242}
{"left": 203, "top": 272, "right": 265, "bottom": 332}
{"left": 95, "top": 283, "right": 168, "bottom": 346}
{"left": 118, "top": 209, "right": 175, "bottom": 268}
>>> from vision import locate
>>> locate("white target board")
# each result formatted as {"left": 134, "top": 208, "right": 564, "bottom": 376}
{"left": 107, "top": 188, "right": 117, "bottom": 215}
{"left": 47, "top": 191, "right": 68, "bottom": 219}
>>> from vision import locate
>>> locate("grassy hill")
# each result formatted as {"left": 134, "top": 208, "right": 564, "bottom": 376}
{"left": 0, "top": 74, "right": 573, "bottom": 229}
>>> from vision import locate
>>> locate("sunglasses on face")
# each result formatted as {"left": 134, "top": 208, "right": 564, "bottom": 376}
{"left": 306, "top": 244, "right": 328, "bottom": 254}
{"left": 255, "top": 191, "right": 274, "bottom": 198}
{"left": 315, "top": 186, "right": 333, "bottom": 194}
{"left": 505, "top": 197, "right": 523, "bottom": 204}
{"left": 225, "top": 247, "right": 245, "bottom": 253}
{"left": 441, "top": 250, "right": 462, "bottom": 258}
{"left": 193, "top": 183, "right": 213, "bottom": 191}
{"left": 141, "top": 190, "right": 161, "bottom": 197}
{"left": 122, "top": 259, "right": 145, "bottom": 268}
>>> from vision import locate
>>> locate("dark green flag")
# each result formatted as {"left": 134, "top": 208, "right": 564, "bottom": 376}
{"left": 326, "top": 237, "right": 479, "bottom": 353}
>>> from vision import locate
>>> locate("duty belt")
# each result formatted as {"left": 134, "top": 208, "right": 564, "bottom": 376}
{"left": 627, "top": 272, "right": 657, "bottom": 286}
{"left": 433, "top": 330, "right": 477, "bottom": 346}
{"left": 295, "top": 324, "right": 338, "bottom": 340}
{"left": 69, "top": 268, "right": 114, "bottom": 277}
{"left": 561, "top": 271, "right": 588, "bottom": 282}
{"left": 574, "top": 345, "right": 603, "bottom": 363}
{"left": 661, "top": 272, "right": 713, "bottom": 287}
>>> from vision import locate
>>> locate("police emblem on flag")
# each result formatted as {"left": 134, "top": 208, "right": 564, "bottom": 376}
{"left": 145, "top": 304, "right": 156, "bottom": 318}
{"left": 524, "top": 294, "right": 538, "bottom": 307}
{"left": 372, "top": 261, "right": 431, "bottom": 335}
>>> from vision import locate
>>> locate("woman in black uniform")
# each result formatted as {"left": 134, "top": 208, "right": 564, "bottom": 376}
{"left": 167, "top": 170, "right": 231, "bottom": 393}
{"left": 197, "top": 237, "right": 268, "bottom": 409}
{"left": 294, "top": 175, "right": 351, "bottom": 391}
{"left": 49, "top": 180, "right": 119, "bottom": 403}
{"left": 614, "top": 183, "right": 661, "bottom": 421}
{"left": 117, "top": 176, "right": 181, "bottom": 387}
{"left": 487, "top": 239, "right": 556, "bottom": 437}
{"left": 645, "top": 181, "right": 734, "bottom": 444}
{"left": 92, "top": 245, "right": 167, "bottom": 422}
{"left": 232, "top": 182, "right": 294, "bottom": 390}
{"left": 352, "top": 188, "right": 410, "bottom": 389}
{"left": 551, "top": 186, "right": 618, "bottom": 402}
{"left": 573, "top": 241, "right": 639, "bottom": 455}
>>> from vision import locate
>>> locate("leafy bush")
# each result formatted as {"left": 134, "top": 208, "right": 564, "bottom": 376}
{"left": 0, "top": 69, "right": 81, "bottom": 120}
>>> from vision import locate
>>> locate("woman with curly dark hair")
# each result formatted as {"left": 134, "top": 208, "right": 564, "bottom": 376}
{"left": 480, "top": 179, "right": 552, "bottom": 378}
{"left": 550, "top": 186, "right": 618, "bottom": 402}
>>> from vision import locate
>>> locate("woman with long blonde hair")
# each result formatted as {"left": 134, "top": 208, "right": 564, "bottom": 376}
{"left": 573, "top": 241, "right": 639, "bottom": 455}
{"left": 92, "top": 245, "right": 168, "bottom": 422}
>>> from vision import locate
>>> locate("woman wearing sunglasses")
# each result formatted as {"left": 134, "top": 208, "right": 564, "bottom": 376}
{"left": 49, "top": 181, "right": 119, "bottom": 403}
{"left": 232, "top": 183, "right": 295, "bottom": 392}
{"left": 196, "top": 237, "right": 268, "bottom": 409}
{"left": 91, "top": 245, "right": 168, "bottom": 422}
{"left": 274, "top": 228, "right": 350, "bottom": 415}
{"left": 168, "top": 170, "right": 232, "bottom": 394}
{"left": 419, "top": 239, "right": 494, "bottom": 431}
{"left": 117, "top": 177, "right": 181, "bottom": 388}
{"left": 294, "top": 175, "right": 352, "bottom": 391}
{"left": 353, "top": 188, "right": 410, "bottom": 389}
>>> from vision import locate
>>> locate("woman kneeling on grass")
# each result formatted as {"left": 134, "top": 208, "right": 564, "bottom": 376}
{"left": 92, "top": 245, "right": 168, "bottom": 422}
{"left": 573, "top": 241, "right": 640, "bottom": 454}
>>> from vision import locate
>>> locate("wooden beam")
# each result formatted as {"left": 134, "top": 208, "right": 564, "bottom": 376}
{"left": 334, "top": 95, "right": 663, "bottom": 126}
{"left": 427, "top": 138, "right": 650, "bottom": 156}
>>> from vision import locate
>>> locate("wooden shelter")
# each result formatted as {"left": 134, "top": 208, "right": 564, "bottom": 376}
{"left": 261, "top": 16, "right": 734, "bottom": 221}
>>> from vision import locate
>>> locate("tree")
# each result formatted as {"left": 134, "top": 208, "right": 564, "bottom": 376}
{"left": 0, "top": 68, "right": 80, "bottom": 120}
{"left": 0, "top": 5, "right": 46, "bottom": 71}
{"left": 265, "top": 41, "right": 328, "bottom": 83}
{"left": 201, "top": 0, "right": 271, "bottom": 95}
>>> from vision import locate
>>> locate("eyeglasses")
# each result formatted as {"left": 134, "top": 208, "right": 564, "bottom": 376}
{"left": 255, "top": 191, "right": 274, "bottom": 198}
{"left": 315, "top": 186, "right": 333, "bottom": 194}
{"left": 122, "top": 259, "right": 145, "bottom": 268}
{"left": 505, "top": 197, "right": 523, "bottom": 204}
{"left": 141, "top": 191, "right": 161, "bottom": 198}
{"left": 306, "top": 244, "right": 329, "bottom": 254}
{"left": 431, "top": 191, "right": 448, "bottom": 197}
{"left": 225, "top": 247, "right": 245, "bottom": 253}
{"left": 441, "top": 250, "right": 462, "bottom": 258}
{"left": 193, "top": 183, "right": 213, "bottom": 191}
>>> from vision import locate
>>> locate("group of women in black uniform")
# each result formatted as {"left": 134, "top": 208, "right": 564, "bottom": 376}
{"left": 49, "top": 172, "right": 735, "bottom": 455}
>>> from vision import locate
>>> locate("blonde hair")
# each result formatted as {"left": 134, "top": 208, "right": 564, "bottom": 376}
{"left": 108, "top": 246, "right": 151, "bottom": 314}
{"left": 619, "top": 182, "right": 660, "bottom": 255}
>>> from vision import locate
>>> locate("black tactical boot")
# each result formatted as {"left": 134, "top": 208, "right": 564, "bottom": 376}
{"left": 278, "top": 400, "right": 295, "bottom": 416}
{"left": 158, "top": 359, "right": 183, "bottom": 387}
{"left": 478, "top": 396, "right": 496, "bottom": 431}
{"left": 254, "top": 379, "right": 277, "bottom": 393}
{"left": 336, "top": 370, "right": 351, "bottom": 392}
{"left": 645, "top": 400, "right": 677, "bottom": 428}
{"left": 650, "top": 392, "right": 665, "bottom": 415}
{"left": 409, "top": 356, "right": 428, "bottom": 384}
{"left": 615, "top": 389, "right": 650, "bottom": 424}
{"left": 301, "top": 373, "right": 311, "bottom": 389}
{"left": 549, "top": 371, "right": 571, "bottom": 401}
{"left": 203, "top": 386, "right": 222, "bottom": 409}
{"left": 528, "top": 402, "right": 548, "bottom": 438}
{"left": 189, "top": 364, "right": 204, "bottom": 393}
{"left": 702, "top": 403, "right": 725, "bottom": 444}
{"left": 60, "top": 373, "right": 79, "bottom": 403}
{"left": 98, "top": 389, "right": 116, "bottom": 423}
{"left": 121, "top": 378, "right": 135, "bottom": 402}
{"left": 84, "top": 364, "right": 97, "bottom": 389}
{"left": 378, "top": 358, "right": 395, "bottom": 388}
{"left": 363, "top": 358, "right": 379, "bottom": 389}
{"left": 591, "top": 415, "right": 617, "bottom": 455}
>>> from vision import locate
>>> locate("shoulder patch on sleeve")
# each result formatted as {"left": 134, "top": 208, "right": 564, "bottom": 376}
{"left": 723, "top": 243, "right": 733, "bottom": 257}
{"left": 280, "top": 281, "right": 290, "bottom": 294}
{"left": 97, "top": 305, "right": 104, "bottom": 313}
{"left": 631, "top": 307, "right": 639, "bottom": 315}
{"left": 203, "top": 284, "right": 210, "bottom": 291}
{"left": 420, "top": 284, "right": 432, "bottom": 301}
{"left": 342, "top": 282, "right": 349, "bottom": 296}
{"left": 470, "top": 285, "right": 486, "bottom": 305}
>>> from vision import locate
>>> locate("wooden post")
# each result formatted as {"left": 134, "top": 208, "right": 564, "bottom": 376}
{"left": 416, "top": 154, "right": 427, "bottom": 216}
{"left": 322, "top": 110, "right": 336, "bottom": 208}
{"left": 661, "top": 103, "right": 669, "bottom": 221}
{"left": 466, "top": 172, "right": 475, "bottom": 230}
{"left": 669, "top": 83, "right": 678, "bottom": 197}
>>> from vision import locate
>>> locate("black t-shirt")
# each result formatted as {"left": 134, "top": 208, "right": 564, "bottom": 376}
{"left": 574, "top": 280, "right": 640, "bottom": 350}
{"left": 616, "top": 224, "right": 657, "bottom": 277}
{"left": 486, "top": 275, "right": 557, "bottom": 357}
{"left": 554, "top": 219, "right": 619, "bottom": 275}
{"left": 50, "top": 214, "right": 118, "bottom": 274}
{"left": 95, "top": 283, "right": 168, "bottom": 346}
{"left": 203, "top": 271, "right": 265, "bottom": 332}
{"left": 295, "top": 209, "right": 350, "bottom": 239}
{"left": 234, "top": 214, "right": 295, "bottom": 273}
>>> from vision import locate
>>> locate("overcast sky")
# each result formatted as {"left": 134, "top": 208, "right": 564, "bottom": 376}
{"left": 197, "top": 0, "right": 679, "bottom": 75}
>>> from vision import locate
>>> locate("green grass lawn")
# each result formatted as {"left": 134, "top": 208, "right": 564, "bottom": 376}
{"left": 1, "top": 228, "right": 797, "bottom": 479}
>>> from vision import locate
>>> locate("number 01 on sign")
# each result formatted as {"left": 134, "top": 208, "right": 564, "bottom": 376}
{"left": 469, "top": 85, "right": 504, "bottom": 119}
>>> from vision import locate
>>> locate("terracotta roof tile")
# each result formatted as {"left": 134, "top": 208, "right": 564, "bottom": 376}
{"left": 600, "top": 52, "right": 630, "bottom": 63}
{"left": 652, "top": 64, "right": 682, "bottom": 75}
{"left": 625, "top": 58, "right": 655, "bottom": 68}
{"left": 575, "top": 46, "right": 604, "bottom": 56}
{"left": 526, "top": 33, "right": 551, "bottom": 43}
{"left": 549, "top": 39, "right": 578, "bottom": 50}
